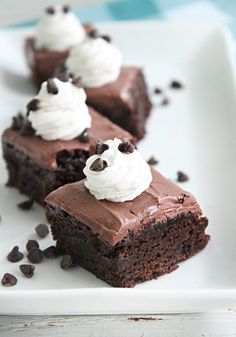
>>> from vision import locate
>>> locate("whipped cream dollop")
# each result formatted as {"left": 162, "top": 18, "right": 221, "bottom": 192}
{"left": 35, "top": 5, "right": 85, "bottom": 51}
{"left": 28, "top": 78, "right": 91, "bottom": 141}
{"left": 66, "top": 37, "right": 122, "bottom": 88}
{"left": 83, "top": 138, "right": 152, "bottom": 202}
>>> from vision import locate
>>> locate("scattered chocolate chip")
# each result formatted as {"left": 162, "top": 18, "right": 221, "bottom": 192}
{"left": 118, "top": 141, "right": 135, "bottom": 154}
{"left": 27, "top": 248, "right": 43, "bottom": 264}
{"left": 7, "top": 246, "right": 24, "bottom": 263}
{"left": 35, "top": 224, "right": 49, "bottom": 238}
{"left": 11, "top": 113, "right": 25, "bottom": 130}
{"left": 177, "top": 193, "right": 188, "bottom": 204}
{"left": 147, "top": 156, "right": 159, "bottom": 166}
{"left": 88, "top": 28, "right": 99, "bottom": 39}
{"left": 47, "top": 79, "right": 58, "bottom": 95}
{"left": 17, "top": 199, "right": 34, "bottom": 210}
{"left": 160, "top": 97, "right": 170, "bottom": 106}
{"left": 77, "top": 128, "right": 90, "bottom": 143}
{"left": 177, "top": 171, "right": 189, "bottom": 183}
{"left": 1, "top": 273, "right": 17, "bottom": 287}
{"left": 170, "top": 80, "right": 183, "bottom": 89}
{"left": 60, "top": 255, "right": 73, "bottom": 270}
{"left": 46, "top": 6, "right": 55, "bottom": 15}
{"left": 26, "top": 240, "right": 39, "bottom": 252}
{"left": 100, "top": 35, "right": 112, "bottom": 43}
{"left": 43, "top": 246, "right": 58, "bottom": 258}
{"left": 20, "top": 120, "right": 35, "bottom": 136}
{"left": 95, "top": 141, "right": 109, "bottom": 155}
{"left": 62, "top": 4, "right": 70, "bottom": 13}
{"left": 90, "top": 158, "right": 108, "bottom": 172}
{"left": 72, "top": 76, "right": 82, "bottom": 87}
{"left": 154, "top": 87, "right": 162, "bottom": 94}
{"left": 19, "top": 264, "right": 35, "bottom": 278}
{"left": 26, "top": 98, "right": 40, "bottom": 113}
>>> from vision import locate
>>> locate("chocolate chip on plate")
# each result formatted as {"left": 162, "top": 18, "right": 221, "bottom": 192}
{"left": 118, "top": 141, "right": 135, "bottom": 154}
{"left": 60, "top": 255, "right": 73, "bottom": 270}
{"left": 19, "top": 264, "right": 35, "bottom": 278}
{"left": 90, "top": 158, "right": 108, "bottom": 172}
{"left": 177, "top": 171, "right": 189, "bottom": 183}
{"left": 46, "top": 6, "right": 55, "bottom": 15}
{"left": 147, "top": 156, "right": 159, "bottom": 165}
{"left": 26, "top": 240, "right": 39, "bottom": 252}
{"left": 27, "top": 248, "right": 43, "bottom": 264}
{"left": 95, "top": 141, "right": 109, "bottom": 155}
{"left": 62, "top": 4, "right": 70, "bottom": 13}
{"left": 154, "top": 87, "right": 162, "bottom": 94}
{"left": 7, "top": 246, "right": 24, "bottom": 263}
{"left": 35, "top": 224, "right": 49, "bottom": 238}
{"left": 170, "top": 80, "right": 183, "bottom": 89}
{"left": 1, "top": 273, "right": 17, "bottom": 287}
{"left": 43, "top": 246, "right": 58, "bottom": 258}
{"left": 17, "top": 199, "right": 34, "bottom": 210}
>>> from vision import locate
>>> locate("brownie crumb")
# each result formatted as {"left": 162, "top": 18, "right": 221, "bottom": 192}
{"left": 90, "top": 158, "right": 108, "bottom": 172}
{"left": 77, "top": 128, "right": 90, "bottom": 143}
{"left": 147, "top": 156, "right": 159, "bottom": 166}
{"left": 11, "top": 113, "right": 25, "bottom": 130}
{"left": 43, "top": 246, "right": 58, "bottom": 258}
{"left": 60, "top": 255, "right": 73, "bottom": 270}
{"left": 160, "top": 97, "right": 170, "bottom": 106}
{"left": 170, "top": 80, "right": 183, "bottom": 89}
{"left": 177, "top": 171, "right": 189, "bottom": 183}
{"left": 18, "top": 199, "right": 34, "bottom": 210}
{"left": 1, "top": 273, "right": 17, "bottom": 287}
{"left": 47, "top": 79, "right": 58, "bottom": 95}
{"left": 100, "top": 35, "right": 112, "bottom": 43}
{"left": 26, "top": 240, "right": 39, "bottom": 252}
{"left": 20, "top": 120, "right": 35, "bottom": 136}
{"left": 19, "top": 264, "right": 35, "bottom": 278}
{"left": 27, "top": 248, "right": 43, "bottom": 264}
{"left": 35, "top": 224, "right": 49, "bottom": 238}
{"left": 95, "top": 141, "right": 109, "bottom": 155}
{"left": 46, "top": 6, "right": 55, "bottom": 15}
{"left": 118, "top": 141, "right": 135, "bottom": 154}
{"left": 7, "top": 246, "right": 24, "bottom": 263}
{"left": 154, "top": 87, "right": 162, "bottom": 94}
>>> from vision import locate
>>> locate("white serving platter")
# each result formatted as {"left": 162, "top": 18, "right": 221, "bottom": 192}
{"left": 0, "top": 21, "right": 236, "bottom": 315}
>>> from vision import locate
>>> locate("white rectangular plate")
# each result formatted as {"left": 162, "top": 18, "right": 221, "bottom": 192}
{"left": 0, "top": 21, "right": 236, "bottom": 315}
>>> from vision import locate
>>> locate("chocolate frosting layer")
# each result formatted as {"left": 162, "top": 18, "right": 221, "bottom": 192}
{"left": 45, "top": 168, "right": 203, "bottom": 246}
{"left": 2, "top": 108, "right": 133, "bottom": 170}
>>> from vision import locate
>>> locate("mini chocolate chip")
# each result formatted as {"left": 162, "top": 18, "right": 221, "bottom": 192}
{"left": 26, "top": 240, "right": 39, "bottom": 252}
{"left": 47, "top": 79, "right": 58, "bottom": 95}
{"left": 177, "top": 171, "right": 189, "bottom": 183}
{"left": 77, "top": 128, "right": 90, "bottom": 143}
{"left": 46, "top": 6, "right": 55, "bottom": 15}
{"left": 20, "top": 120, "right": 35, "bottom": 136}
{"left": 72, "top": 76, "right": 82, "bottom": 87}
{"left": 60, "top": 255, "right": 73, "bottom": 270}
{"left": 35, "top": 224, "right": 49, "bottom": 238}
{"left": 1, "top": 273, "right": 17, "bottom": 287}
{"left": 88, "top": 29, "right": 99, "bottom": 39}
{"left": 95, "top": 141, "right": 109, "bottom": 155}
{"left": 26, "top": 98, "right": 40, "bottom": 113}
{"left": 100, "top": 35, "right": 112, "bottom": 43}
{"left": 147, "top": 156, "right": 159, "bottom": 165}
{"left": 154, "top": 87, "right": 162, "bottom": 94}
{"left": 170, "top": 80, "right": 183, "bottom": 89}
{"left": 160, "top": 97, "right": 170, "bottom": 106}
{"left": 63, "top": 4, "right": 70, "bottom": 13}
{"left": 43, "top": 246, "right": 58, "bottom": 258}
{"left": 19, "top": 264, "right": 35, "bottom": 278}
{"left": 18, "top": 199, "right": 34, "bottom": 210}
{"left": 12, "top": 113, "right": 25, "bottom": 130}
{"left": 118, "top": 141, "right": 135, "bottom": 154}
{"left": 7, "top": 246, "right": 24, "bottom": 263}
{"left": 27, "top": 248, "right": 43, "bottom": 264}
{"left": 90, "top": 158, "right": 108, "bottom": 172}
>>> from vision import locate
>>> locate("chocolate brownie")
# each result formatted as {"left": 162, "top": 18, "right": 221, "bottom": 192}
{"left": 2, "top": 109, "right": 134, "bottom": 204}
{"left": 45, "top": 169, "right": 210, "bottom": 287}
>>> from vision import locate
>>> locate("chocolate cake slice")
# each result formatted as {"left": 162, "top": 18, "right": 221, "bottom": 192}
{"left": 2, "top": 109, "right": 133, "bottom": 204}
{"left": 45, "top": 168, "right": 209, "bottom": 287}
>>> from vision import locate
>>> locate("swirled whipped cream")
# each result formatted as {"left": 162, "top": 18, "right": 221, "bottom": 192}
{"left": 35, "top": 5, "right": 85, "bottom": 51}
{"left": 83, "top": 138, "right": 152, "bottom": 202}
{"left": 27, "top": 78, "right": 91, "bottom": 141}
{"left": 65, "top": 36, "right": 122, "bottom": 88}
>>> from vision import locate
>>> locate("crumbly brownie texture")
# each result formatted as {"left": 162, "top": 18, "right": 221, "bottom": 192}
{"left": 45, "top": 170, "right": 209, "bottom": 287}
{"left": 2, "top": 109, "right": 133, "bottom": 204}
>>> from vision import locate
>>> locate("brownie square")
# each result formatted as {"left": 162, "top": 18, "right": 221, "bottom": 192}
{"left": 2, "top": 108, "right": 134, "bottom": 204}
{"left": 45, "top": 169, "right": 210, "bottom": 287}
